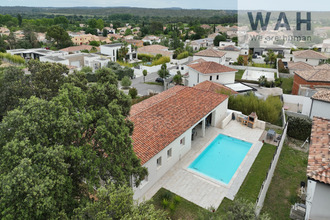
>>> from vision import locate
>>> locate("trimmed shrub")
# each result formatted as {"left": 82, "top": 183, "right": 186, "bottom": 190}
{"left": 229, "top": 93, "right": 282, "bottom": 124}
{"left": 128, "top": 87, "right": 138, "bottom": 99}
{"left": 287, "top": 116, "right": 312, "bottom": 141}
{"left": 176, "top": 51, "right": 189, "bottom": 60}
{"left": 138, "top": 53, "right": 154, "bottom": 62}
{"left": 152, "top": 56, "right": 170, "bottom": 66}
{"left": 0, "top": 53, "right": 25, "bottom": 64}
{"left": 121, "top": 76, "right": 132, "bottom": 88}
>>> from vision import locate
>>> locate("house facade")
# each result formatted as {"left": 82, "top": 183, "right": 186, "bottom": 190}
{"left": 292, "top": 65, "right": 330, "bottom": 95}
{"left": 130, "top": 86, "right": 229, "bottom": 201}
{"left": 193, "top": 48, "right": 226, "bottom": 65}
{"left": 309, "top": 89, "right": 330, "bottom": 119}
{"left": 305, "top": 117, "right": 330, "bottom": 220}
{"left": 293, "top": 50, "right": 328, "bottom": 66}
{"left": 100, "top": 43, "right": 135, "bottom": 62}
{"left": 186, "top": 61, "right": 237, "bottom": 87}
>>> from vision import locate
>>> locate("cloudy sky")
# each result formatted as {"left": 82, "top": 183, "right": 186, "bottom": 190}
{"left": 0, "top": 0, "right": 329, "bottom": 11}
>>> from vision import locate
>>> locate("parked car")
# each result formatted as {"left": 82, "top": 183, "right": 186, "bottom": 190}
{"left": 155, "top": 77, "right": 164, "bottom": 83}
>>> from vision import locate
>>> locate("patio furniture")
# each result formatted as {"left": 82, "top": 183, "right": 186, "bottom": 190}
{"left": 267, "top": 129, "right": 276, "bottom": 140}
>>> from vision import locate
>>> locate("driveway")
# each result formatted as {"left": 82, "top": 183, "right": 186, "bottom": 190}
{"left": 131, "top": 71, "right": 164, "bottom": 96}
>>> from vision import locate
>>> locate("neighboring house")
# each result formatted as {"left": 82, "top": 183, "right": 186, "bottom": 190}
{"left": 293, "top": 50, "right": 328, "bottom": 66}
{"left": 142, "top": 35, "right": 161, "bottom": 44}
{"left": 219, "top": 41, "right": 235, "bottom": 47}
{"left": 305, "top": 117, "right": 330, "bottom": 220}
{"left": 190, "top": 38, "right": 214, "bottom": 51}
{"left": 218, "top": 45, "right": 241, "bottom": 65}
{"left": 309, "top": 89, "right": 330, "bottom": 119}
{"left": 287, "top": 62, "right": 314, "bottom": 76}
{"left": 72, "top": 34, "right": 111, "bottom": 45}
{"left": 292, "top": 64, "right": 330, "bottom": 95}
{"left": 0, "top": 27, "right": 10, "bottom": 36}
{"left": 36, "top": 32, "right": 47, "bottom": 43}
{"left": 186, "top": 61, "right": 237, "bottom": 87}
{"left": 123, "top": 39, "right": 144, "bottom": 48}
{"left": 100, "top": 43, "right": 136, "bottom": 62}
{"left": 193, "top": 48, "right": 226, "bottom": 65}
{"left": 137, "top": 45, "right": 173, "bottom": 58}
{"left": 60, "top": 45, "right": 100, "bottom": 54}
{"left": 40, "top": 53, "right": 109, "bottom": 72}
{"left": 7, "top": 48, "right": 68, "bottom": 60}
{"left": 200, "top": 24, "right": 211, "bottom": 30}
{"left": 194, "top": 80, "right": 238, "bottom": 95}
{"left": 130, "top": 85, "right": 229, "bottom": 201}
{"left": 226, "top": 26, "right": 238, "bottom": 37}
{"left": 215, "top": 25, "right": 229, "bottom": 33}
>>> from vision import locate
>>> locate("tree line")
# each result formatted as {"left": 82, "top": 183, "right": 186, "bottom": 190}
{"left": 0, "top": 61, "right": 170, "bottom": 219}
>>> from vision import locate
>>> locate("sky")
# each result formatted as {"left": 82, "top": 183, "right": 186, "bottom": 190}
{"left": 0, "top": 0, "right": 237, "bottom": 10}
{"left": 0, "top": 0, "right": 329, "bottom": 11}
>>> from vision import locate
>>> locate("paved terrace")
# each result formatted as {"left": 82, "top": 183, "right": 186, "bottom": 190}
{"left": 138, "top": 120, "right": 264, "bottom": 209}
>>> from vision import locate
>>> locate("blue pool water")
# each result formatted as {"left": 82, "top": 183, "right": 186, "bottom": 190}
{"left": 188, "top": 134, "right": 252, "bottom": 184}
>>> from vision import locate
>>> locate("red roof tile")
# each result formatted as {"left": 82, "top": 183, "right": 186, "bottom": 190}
{"left": 188, "top": 61, "right": 237, "bottom": 74}
{"left": 293, "top": 50, "right": 328, "bottom": 59}
{"left": 307, "top": 117, "right": 330, "bottom": 184}
{"left": 129, "top": 86, "right": 228, "bottom": 165}
{"left": 194, "top": 81, "right": 238, "bottom": 94}
{"left": 194, "top": 49, "right": 226, "bottom": 58}
{"left": 312, "top": 89, "right": 330, "bottom": 103}
{"left": 295, "top": 69, "right": 330, "bottom": 82}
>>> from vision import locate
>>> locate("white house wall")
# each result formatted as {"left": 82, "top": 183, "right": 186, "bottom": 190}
{"left": 306, "top": 180, "right": 330, "bottom": 220}
{"left": 294, "top": 57, "right": 320, "bottom": 66}
{"left": 133, "top": 102, "right": 228, "bottom": 201}
{"left": 133, "top": 127, "right": 193, "bottom": 201}
{"left": 188, "top": 68, "right": 235, "bottom": 86}
{"left": 310, "top": 100, "right": 330, "bottom": 119}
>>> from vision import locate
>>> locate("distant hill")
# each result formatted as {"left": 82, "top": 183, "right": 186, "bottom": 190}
{"left": 0, "top": 6, "right": 237, "bottom": 18}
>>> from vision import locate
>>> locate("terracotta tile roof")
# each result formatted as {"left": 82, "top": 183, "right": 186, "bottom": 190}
{"left": 194, "top": 81, "right": 238, "bottom": 94}
{"left": 314, "top": 64, "right": 330, "bottom": 70}
{"left": 137, "top": 45, "right": 173, "bottom": 57}
{"left": 293, "top": 50, "right": 328, "bottom": 59}
{"left": 307, "top": 117, "right": 330, "bottom": 184}
{"left": 188, "top": 61, "right": 237, "bottom": 74}
{"left": 287, "top": 61, "right": 314, "bottom": 70}
{"left": 60, "top": 45, "right": 100, "bottom": 53}
{"left": 312, "top": 89, "right": 330, "bottom": 103}
{"left": 219, "top": 45, "right": 240, "bottom": 51}
{"left": 295, "top": 69, "right": 330, "bottom": 82}
{"left": 129, "top": 86, "right": 228, "bottom": 165}
{"left": 194, "top": 49, "right": 226, "bottom": 58}
{"left": 187, "top": 58, "right": 207, "bottom": 65}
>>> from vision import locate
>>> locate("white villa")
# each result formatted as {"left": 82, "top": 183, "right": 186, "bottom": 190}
{"left": 100, "top": 43, "right": 137, "bottom": 62}
{"left": 309, "top": 89, "right": 330, "bottom": 119}
{"left": 186, "top": 60, "right": 237, "bottom": 87}
{"left": 130, "top": 85, "right": 230, "bottom": 201}
{"left": 193, "top": 48, "right": 226, "bottom": 65}
{"left": 305, "top": 117, "right": 330, "bottom": 220}
{"left": 292, "top": 50, "right": 328, "bottom": 66}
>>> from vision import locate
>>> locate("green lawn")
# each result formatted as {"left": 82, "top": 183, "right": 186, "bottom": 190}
{"left": 250, "top": 63, "right": 275, "bottom": 69}
{"left": 151, "top": 143, "right": 277, "bottom": 219}
{"left": 261, "top": 144, "right": 308, "bottom": 219}
{"left": 281, "top": 77, "right": 293, "bottom": 94}
{"left": 144, "top": 82, "right": 163, "bottom": 86}
{"left": 235, "top": 69, "right": 245, "bottom": 80}
{"left": 217, "top": 143, "right": 277, "bottom": 215}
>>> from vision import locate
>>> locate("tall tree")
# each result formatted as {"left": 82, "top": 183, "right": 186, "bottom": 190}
{"left": 73, "top": 181, "right": 168, "bottom": 219}
{"left": 157, "top": 63, "right": 170, "bottom": 79}
{"left": 46, "top": 25, "right": 72, "bottom": 49}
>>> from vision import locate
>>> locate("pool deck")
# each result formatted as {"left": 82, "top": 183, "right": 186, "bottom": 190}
{"left": 140, "top": 120, "right": 264, "bottom": 209}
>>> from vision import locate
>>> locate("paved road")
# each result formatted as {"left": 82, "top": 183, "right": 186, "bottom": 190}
{"left": 131, "top": 71, "right": 164, "bottom": 96}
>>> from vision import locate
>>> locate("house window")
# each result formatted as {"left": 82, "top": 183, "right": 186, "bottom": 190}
{"left": 216, "top": 75, "right": 219, "bottom": 80}
{"left": 210, "top": 76, "right": 212, "bottom": 81}
{"left": 306, "top": 59, "right": 308, "bottom": 62}
{"left": 157, "top": 157, "right": 162, "bottom": 168}
{"left": 181, "top": 67, "right": 184, "bottom": 70}
{"left": 180, "top": 137, "right": 185, "bottom": 146}
{"left": 167, "top": 148, "right": 172, "bottom": 159}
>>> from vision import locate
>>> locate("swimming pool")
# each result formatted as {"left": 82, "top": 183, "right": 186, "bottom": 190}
{"left": 188, "top": 134, "right": 252, "bottom": 184}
